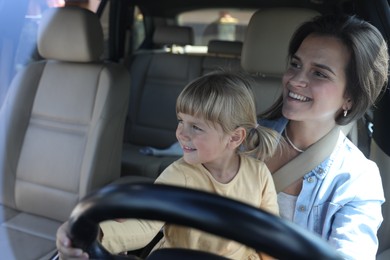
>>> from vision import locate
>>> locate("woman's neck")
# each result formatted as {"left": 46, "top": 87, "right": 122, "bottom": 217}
{"left": 286, "top": 120, "right": 336, "bottom": 151}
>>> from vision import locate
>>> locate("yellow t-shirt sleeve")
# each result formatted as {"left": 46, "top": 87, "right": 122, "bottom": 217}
{"left": 100, "top": 219, "right": 164, "bottom": 254}
{"left": 99, "top": 160, "right": 187, "bottom": 254}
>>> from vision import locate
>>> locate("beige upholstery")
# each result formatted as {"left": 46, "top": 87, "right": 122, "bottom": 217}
{"left": 241, "top": 8, "right": 319, "bottom": 114}
{"left": 371, "top": 140, "right": 390, "bottom": 259}
{"left": 0, "top": 6, "right": 130, "bottom": 259}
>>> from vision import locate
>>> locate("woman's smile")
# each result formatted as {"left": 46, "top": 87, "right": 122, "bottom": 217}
{"left": 287, "top": 90, "right": 312, "bottom": 102}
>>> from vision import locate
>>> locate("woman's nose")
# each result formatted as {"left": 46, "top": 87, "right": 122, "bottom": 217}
{"left": 289, "top": 71, "right": 308, "bottom": 88}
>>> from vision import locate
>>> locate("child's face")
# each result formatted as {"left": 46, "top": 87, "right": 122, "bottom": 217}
{"left": 176, "top": 112, "right": 233, "bottom": 166}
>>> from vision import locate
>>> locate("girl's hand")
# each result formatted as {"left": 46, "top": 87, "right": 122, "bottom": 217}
{"left": 56, "top": 221, "right": 89, "bottom": 260}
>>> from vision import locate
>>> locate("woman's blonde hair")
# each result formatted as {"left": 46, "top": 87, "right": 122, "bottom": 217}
{"left": 176, "top": 71, "right": 279, "bottom": 161}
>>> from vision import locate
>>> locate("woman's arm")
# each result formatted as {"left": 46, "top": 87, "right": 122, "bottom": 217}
{"left": 327, "top": 161, "right": 384, "bottom": 259}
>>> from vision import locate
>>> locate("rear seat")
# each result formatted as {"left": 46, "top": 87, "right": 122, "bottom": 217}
{"left": 202, "top": 40, "right": 242, "bottom": 75}
{"left": 121, "top": 26, "right": 201, "bottom": 178}
{"left": 121, "top": 26, "right": 243, "bottom": 178}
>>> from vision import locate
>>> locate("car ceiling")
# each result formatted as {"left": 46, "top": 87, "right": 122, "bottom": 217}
{"left": 131, "top": 0, "right": 353, "bottom": 18}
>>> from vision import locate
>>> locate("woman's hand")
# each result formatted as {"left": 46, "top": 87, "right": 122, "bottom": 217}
{"left": 56, "top": 221, "right": 89, "bottom": 260}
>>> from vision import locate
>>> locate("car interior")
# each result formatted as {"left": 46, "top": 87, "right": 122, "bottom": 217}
{"left": 0, "top": 0, "right": 389, "bottom": 259}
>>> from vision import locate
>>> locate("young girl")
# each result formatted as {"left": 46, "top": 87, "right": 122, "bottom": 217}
{"left": 56, "top": 71, "right": 280, "bottom": 260}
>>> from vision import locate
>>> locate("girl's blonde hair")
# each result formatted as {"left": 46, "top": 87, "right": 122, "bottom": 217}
{"left": 176, "top": 71, "right": 279, "bottom": 161}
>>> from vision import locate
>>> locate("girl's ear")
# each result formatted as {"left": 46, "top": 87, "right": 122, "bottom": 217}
{"left": 229, "top": 127, "right": 246, "bottom": 149}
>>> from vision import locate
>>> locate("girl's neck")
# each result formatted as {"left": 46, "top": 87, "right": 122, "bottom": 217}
{"left": 203, "top": 153, "right": 241, "bottom": 184}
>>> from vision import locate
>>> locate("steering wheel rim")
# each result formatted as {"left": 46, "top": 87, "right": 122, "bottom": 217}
{"left": 67, "top": 181, "right": 342, "bottom": 260}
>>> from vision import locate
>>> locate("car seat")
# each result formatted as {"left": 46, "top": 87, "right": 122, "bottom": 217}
{"left": 0, "top": 6, "right": 130, "bottom": 259}
{"left": 371, "top": 91, "right": 390, "bottom": 260}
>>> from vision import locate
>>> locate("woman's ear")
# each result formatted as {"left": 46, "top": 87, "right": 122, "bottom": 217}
{"left": 229, "top": 127, "right": 246, "bottom": 149}
{"left": 343, "top": 98, "right": 353, "bottom": 111}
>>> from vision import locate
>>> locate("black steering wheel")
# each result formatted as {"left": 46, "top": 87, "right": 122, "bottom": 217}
{"left": 67, "top": 181, "right": 342, "bottom": 260}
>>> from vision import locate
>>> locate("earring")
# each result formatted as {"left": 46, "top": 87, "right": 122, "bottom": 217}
{"left": 343, "top": 110, "right": 348, "bottom": 117}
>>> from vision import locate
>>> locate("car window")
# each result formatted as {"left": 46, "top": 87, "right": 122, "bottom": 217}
{"left": 133, "top": 6, "right": 145, "bottom": 51}
{"left": 178, "top": 8, "right": 255, "bottom": 53}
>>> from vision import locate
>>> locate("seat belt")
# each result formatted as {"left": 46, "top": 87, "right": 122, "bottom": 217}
{"left": 273, "top": 123, "right": 352, "bottom": 193}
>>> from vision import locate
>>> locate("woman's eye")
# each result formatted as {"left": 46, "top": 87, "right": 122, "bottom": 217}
{"left": 314, "top": 71, "right": 328, "bottom": 78}
{"left": 290, "top": 61, "right": 301, "bottom": 69}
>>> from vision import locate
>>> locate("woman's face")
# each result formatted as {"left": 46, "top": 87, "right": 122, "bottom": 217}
{"left": 281, "top": 34, "right": 352, "bottom": 125}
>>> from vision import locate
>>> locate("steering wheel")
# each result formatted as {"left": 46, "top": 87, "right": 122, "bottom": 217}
{"left": 67, "top": 181, "right": 342, "bottom": 260}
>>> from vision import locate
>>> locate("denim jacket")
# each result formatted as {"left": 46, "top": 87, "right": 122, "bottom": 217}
{"left": 261, "top": 117, "right": 385, "bottom": 260}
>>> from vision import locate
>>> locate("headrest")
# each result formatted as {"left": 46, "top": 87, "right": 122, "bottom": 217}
{"left": 207, "top": 40, "right": 243, "bottom": 56}
{"left": 241, "top": 8, "right": 319, "bottom": 76}
{"left": 153, "top": 26, "right": 194, "bottom": 46}
{"left": 38, "top": 6, "right": 104, "bottom": 62}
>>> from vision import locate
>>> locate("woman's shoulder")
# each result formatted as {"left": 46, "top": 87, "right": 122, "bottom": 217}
{"left": 330, "top": 136, "right": 379, "bottom": 179}
{"left": 324, "top": 136, "right": 384, "bottom": 202}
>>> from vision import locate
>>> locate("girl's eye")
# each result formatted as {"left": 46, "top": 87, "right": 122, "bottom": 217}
{"left": 177, "top": 119, "right": 183, "bottom": 124}
{"left": 192, "top": 125, "right": 202, "bottom": 131}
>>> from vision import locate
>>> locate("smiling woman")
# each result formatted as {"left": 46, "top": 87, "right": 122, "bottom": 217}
{"left": 259, "top": 13, "right": 389, "bottom": 259}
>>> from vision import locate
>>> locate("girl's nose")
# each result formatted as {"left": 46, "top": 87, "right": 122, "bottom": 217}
{"left": 177, "top": 125, "right": 190, "bottom": 141}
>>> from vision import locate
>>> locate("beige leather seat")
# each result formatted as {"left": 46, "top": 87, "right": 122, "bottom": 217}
{"left": 0, "top": 6, "right": 130, "bottom": 259}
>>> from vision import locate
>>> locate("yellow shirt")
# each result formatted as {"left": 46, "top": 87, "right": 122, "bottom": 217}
{"left": 100, "top": 155, "right": 279, "bottom": 259}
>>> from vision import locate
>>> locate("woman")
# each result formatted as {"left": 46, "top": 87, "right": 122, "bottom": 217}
{"left": 259, "top": 14, "right": 388, "bottom": 259}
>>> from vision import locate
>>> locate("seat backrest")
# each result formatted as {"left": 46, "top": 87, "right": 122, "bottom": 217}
{"left": 202, "top": 39, "right": 243, "bottom": 75}
{"left": 0, "top": 6, "right": 130, "bottom": 222}
{"left": 241, "top": 8, "right": 319, "bottom": 114}
{"left": 124, "top": 25, "right": 203, "bottom": 148}
{"left": 371, "top": 93, "right": 390, "bottom": 258}
{"left": 153, "top": 25, "right": 194, "bottom": 49}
